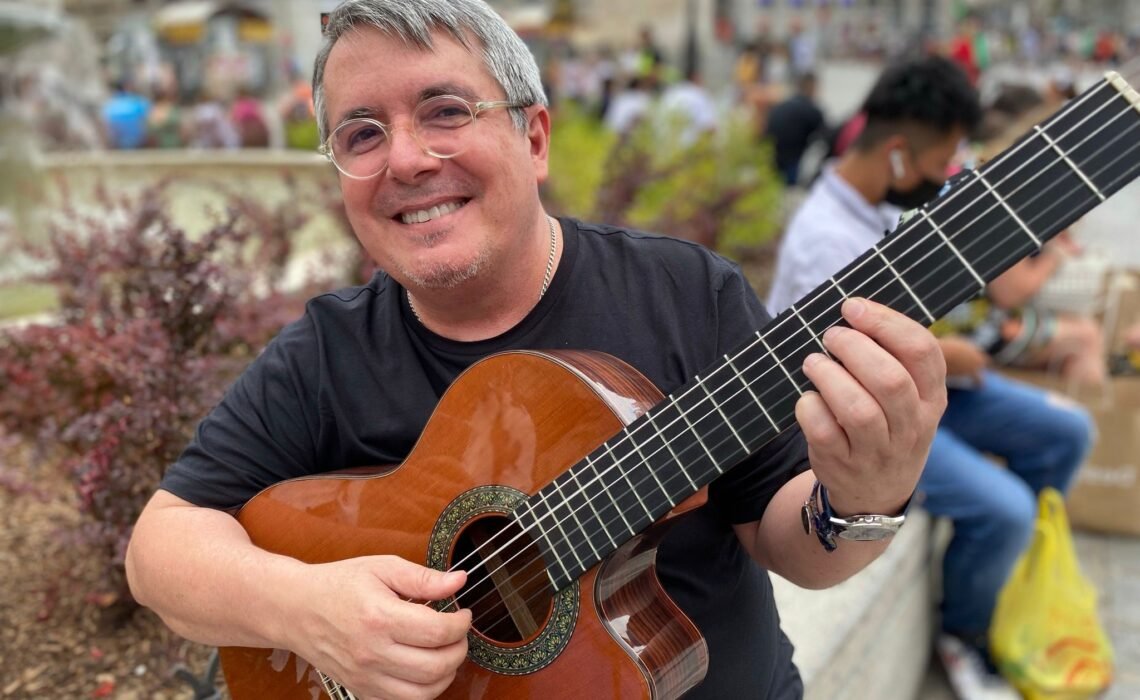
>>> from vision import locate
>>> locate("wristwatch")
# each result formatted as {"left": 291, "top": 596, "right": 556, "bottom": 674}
{"left": 800, "top": 480, "right": 910, "bottom": 552}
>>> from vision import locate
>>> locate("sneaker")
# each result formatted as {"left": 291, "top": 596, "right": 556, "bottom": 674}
{"left": 937, "top": 634, "right": 1022, "bottom": 700}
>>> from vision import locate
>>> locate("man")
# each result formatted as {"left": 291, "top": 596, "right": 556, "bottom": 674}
{"left": 125, "top": 2, "right": 947, "bottom": 699}
{"left": 767, "top": 56, "right": 1091, "bottom": 700}
{"left": 763, "top": 71, "right": 826, "bottom": 185}
{"left": 659, "top": 67, "right": 719, "bottom": 147}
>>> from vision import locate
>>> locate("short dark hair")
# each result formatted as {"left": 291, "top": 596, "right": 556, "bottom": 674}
{"left": 853, "top": 55, "right": 982, "bottom": 151}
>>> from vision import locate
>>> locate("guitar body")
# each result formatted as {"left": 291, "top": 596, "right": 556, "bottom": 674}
{"left": 220, "top": 350, "right": 710, "bottom": 699}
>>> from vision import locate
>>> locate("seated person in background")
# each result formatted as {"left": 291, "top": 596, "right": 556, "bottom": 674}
{"left": 947, "top": 105, "right": 1110, "bottom": 386}
{"left": 767, "top": 55, "right": 1092, "bottom": 700}
{"left": 933, "top": 229, "right": 1106, "bottom": 386}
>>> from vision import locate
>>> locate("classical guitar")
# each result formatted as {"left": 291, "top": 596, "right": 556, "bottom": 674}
{"left": 220, "top": 69, "right": 1140, "bottom": 699}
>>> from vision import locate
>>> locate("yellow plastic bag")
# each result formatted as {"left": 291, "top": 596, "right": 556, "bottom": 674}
{"left": 989, "top": 488, "right": 1114, "bottom": 699}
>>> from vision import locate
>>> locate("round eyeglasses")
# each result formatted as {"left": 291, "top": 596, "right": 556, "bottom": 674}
{"left": 320, "top": 95, "right": 523, "bottom": 180}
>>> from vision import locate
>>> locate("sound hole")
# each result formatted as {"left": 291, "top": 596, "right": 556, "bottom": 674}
{"left": 451, "top": 514, "right": 554, "bottom": 644}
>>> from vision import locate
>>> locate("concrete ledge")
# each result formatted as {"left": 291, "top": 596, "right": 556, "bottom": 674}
{"left": 773, "top": 509, "right": 935, "bottom": 700}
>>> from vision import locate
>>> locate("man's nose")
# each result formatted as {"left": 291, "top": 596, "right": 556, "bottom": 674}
{"left": 384, "top": 125, "right": 442, "bottom": 183}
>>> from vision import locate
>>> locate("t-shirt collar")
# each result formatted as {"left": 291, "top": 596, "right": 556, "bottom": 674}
{"left": 819, "top": 163, "right": 902, "bottom": 236}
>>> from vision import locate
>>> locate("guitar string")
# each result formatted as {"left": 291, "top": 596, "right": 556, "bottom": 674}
{"left": 440, "top": 97, "right": 1140, "bottom": 622}
{"left": 432, "top": 77, "right": 1120, "bottom": 585}
{"left": 319, "top": 83, "right": 1135, "bottom": 699}
{"left": 442, "top": 113, "right": 1140, "bottom": 627}
{"left": 437, "top": 93, "right": 1138, "bottom": 609}
{"left": 454, "top": 129, "right": 1140, "bottom": 627}
{"left": 450, "top": 140, "right": 1140, "bottom": 639}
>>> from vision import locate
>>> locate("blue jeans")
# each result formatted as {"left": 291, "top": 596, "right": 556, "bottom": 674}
{"left": 918, "top": 370, "right": 1093, "bottom": 641}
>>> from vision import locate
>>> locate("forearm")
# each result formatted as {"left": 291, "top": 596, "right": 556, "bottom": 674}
{"left": 740, "top": 471, "right": 892, "bottom": 589}
{"left": 125, "top": 490, "right": 307, "bottom": 649}
{"left": 988, "top": 255, "right": 1061, "bottom": 309}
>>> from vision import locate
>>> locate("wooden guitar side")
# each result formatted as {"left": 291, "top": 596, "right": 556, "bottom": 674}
{"left": 220, "top": 350, "right": 709, "bottom": 699}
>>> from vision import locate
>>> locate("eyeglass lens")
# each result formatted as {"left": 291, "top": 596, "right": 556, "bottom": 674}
{"left": 330, "top": 96, "right": 476, "bottom": 178}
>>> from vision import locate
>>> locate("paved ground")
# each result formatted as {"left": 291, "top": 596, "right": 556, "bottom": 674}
{"left": 921, "top": 530, "right": 1140, "bottom": 699}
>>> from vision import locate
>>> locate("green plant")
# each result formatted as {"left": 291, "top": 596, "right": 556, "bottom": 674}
{"left": 545, "top": 103, "right": 617, "bottom": 216}
{"left": 543, "top": 106, "right": 784, "bottom": 256}
{"left": 0, "top": 180, "right": 343, "bottom": 607}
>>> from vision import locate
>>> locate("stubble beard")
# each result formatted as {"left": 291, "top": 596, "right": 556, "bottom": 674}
{"left": 397, "top": 239, "right": 491, "bottom": 290}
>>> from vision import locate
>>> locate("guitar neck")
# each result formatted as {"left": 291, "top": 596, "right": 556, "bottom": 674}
{"left": 524, "top": 71, "right": 1140, "bottom": 591}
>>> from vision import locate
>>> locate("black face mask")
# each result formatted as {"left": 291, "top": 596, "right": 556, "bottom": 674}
{"left": 884, "top": 177, "right": 945, "bottom": 210}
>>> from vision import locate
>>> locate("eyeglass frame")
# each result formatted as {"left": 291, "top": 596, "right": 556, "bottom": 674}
{"left": 318, "top": 95, "right": 527, "bottom": 180}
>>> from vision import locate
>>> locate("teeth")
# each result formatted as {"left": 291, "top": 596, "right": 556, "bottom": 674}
{"left": 401, "top": 200, "right": 463, "bottom": 225}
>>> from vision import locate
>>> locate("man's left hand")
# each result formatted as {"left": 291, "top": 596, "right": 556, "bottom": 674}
{"left": 795, "top": 298, "right": 946, "bottom": 516}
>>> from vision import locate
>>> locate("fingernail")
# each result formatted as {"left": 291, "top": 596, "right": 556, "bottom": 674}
{"left": 843, "top": 298, "right": 866, "bottom": 320}
{"left": 824, "top": 326, "right": 844, "bottom": 343}
{"left": 804, "top": 353, "right": 824, "bottom": 368}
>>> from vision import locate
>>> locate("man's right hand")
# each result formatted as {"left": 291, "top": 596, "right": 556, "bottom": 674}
{"left": 290, "top": 556, "right": 472, "bottom": 700}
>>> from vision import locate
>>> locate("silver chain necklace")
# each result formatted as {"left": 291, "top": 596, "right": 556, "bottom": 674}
{"left": 407, "top": 215, "right": 558, "bottom": 323}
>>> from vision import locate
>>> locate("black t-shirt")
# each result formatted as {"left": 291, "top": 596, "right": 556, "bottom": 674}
{"left": 161, "top": 218, "right": 809, "bottom": 699}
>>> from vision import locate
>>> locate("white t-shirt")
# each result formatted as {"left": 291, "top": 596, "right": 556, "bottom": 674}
{"left": 766, "top": 165, "right": 901, "bottom": 314}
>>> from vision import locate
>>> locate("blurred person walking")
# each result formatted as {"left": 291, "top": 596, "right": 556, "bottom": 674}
{"left": 763, "top": 72, "right": 826, "bottom": 185}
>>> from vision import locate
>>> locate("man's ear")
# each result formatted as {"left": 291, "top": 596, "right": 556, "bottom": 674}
{"left": 527, "top": 105, "right": 552, "bottom": 183}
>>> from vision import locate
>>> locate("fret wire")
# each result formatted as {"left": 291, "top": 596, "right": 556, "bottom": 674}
{"left": 756, "top": 331, "right": 804, "bottom": 395}
{"left": 789, "top": 305, "right": 829, "bottom": 354}
{"left": 725, "top": 355, "right": 779, "bottom": 431}
{"left": 972, "top": 170, "right": 1043, "bottom": 248}
{"left": 544, "top": 476, "right": 592, "bottom": 570}
{"left": 1033, "top": 125, "right": 1107, "bottom": 202}
{"left": 647, "top": 412, "right": 699, "bottom": 490}
{"left": 550, "top": 477, "right": 599, "bottom": 563}
{"left": 871, "top": 246, "right": 936, "bottom": 323}
{"left": 586, "top": 455, "right": 636, "bottom": 535}
{"left": 918, "top": 210, "right": 988, "bottom": 292}
{"left": 697, "top": 374, "right": 750, "bottom": 452}
{"left": 567, "top": 469, "right": 615, "bottom": 551}
{"left": 535, "top": 488, "right": 585, "bottom": 575}
{"left": 626, "top": 427, "right": 677, "bottom": 509}
{"left": 604, "top": 443, "right": 654, "bottom": 521}
{"left": 669, "top": 394, "right": 724, "bottom": 475}
{"left": 515, "top": 500, "right": 565, "bottom": 587}
{"left": 829, "top": 276, "right": 850, "bottom": 300}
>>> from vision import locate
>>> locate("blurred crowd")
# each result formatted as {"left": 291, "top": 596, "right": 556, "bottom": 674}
{"left": 531, "top": 11, "right": 1137, "bottom": 192}
{"left": 4, "top": 7, "right": 1136, "bottom": 161}
{"left": 76, "top": 65, "right": 317, "bottom": 152}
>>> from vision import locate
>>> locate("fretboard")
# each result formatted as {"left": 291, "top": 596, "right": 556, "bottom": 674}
{"left": 520, "top": 71, "right": 1140, "bottom": 591}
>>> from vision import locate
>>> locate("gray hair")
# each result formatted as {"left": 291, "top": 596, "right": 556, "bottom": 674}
{"left": 312, "top": 0, "right": 548, "bottom": 141}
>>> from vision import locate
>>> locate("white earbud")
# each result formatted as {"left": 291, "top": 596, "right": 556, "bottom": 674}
{"left": 889, "top": 149, "right": 906, "bottom": 180}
